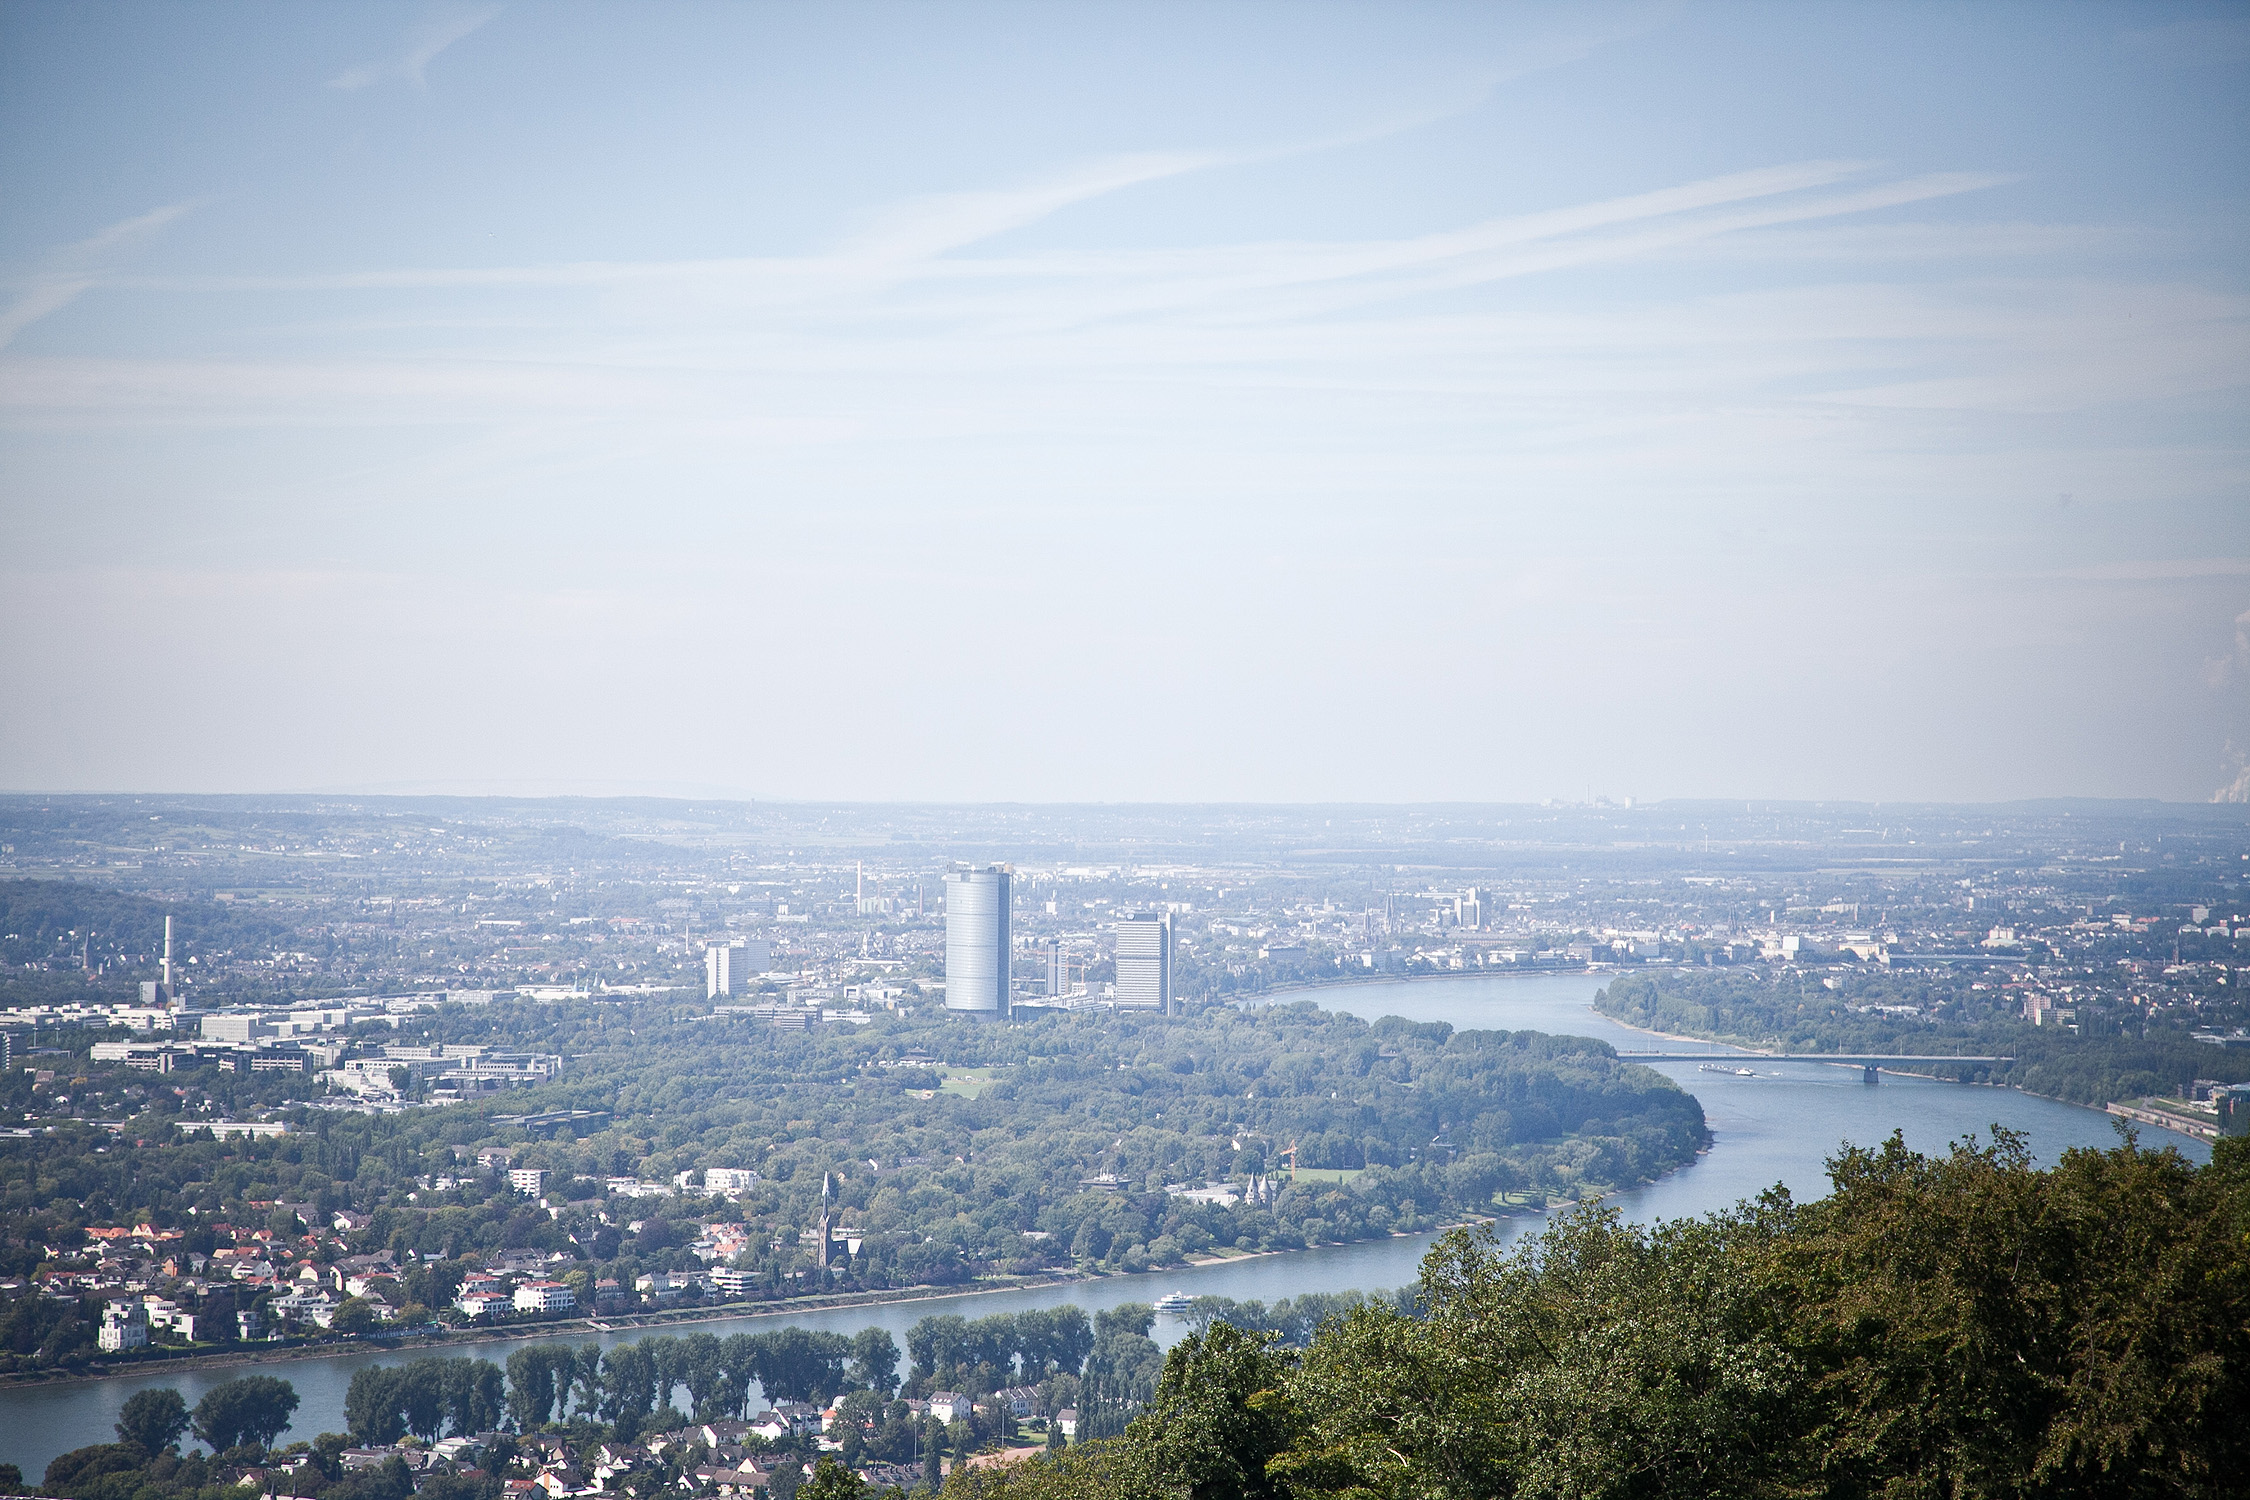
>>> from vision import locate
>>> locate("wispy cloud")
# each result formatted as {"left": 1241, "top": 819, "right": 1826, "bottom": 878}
{"left": 837, "top": 152, "right": 1226, "bottom": 264}
{"left": 328, "top": 6, "right": 498, "bottom": 91}
{"left": 0, "top": 203, "right": 193, "bottom": 349}
{"left": 0, "top": 160, "right": 2031, "bottom": 410}
{"left": 115, "top": 158, "right": 1976, "bottom": 307}
{"left": 12, "top": 155, "right": 2229, "bottom": 526}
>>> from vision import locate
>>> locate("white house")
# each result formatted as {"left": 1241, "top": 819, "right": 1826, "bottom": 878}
{"left": 514, "top": 1280, "right": 576, "bottom": 1314}
{"left": 98, "top": 1301, "right": 149, "bottom": 1352}
{"left": 456, "top": 1292, "right": 513, "bottom": 1320}
{"left": 272, "top": 1288, "right": 339, "bottom": 1327}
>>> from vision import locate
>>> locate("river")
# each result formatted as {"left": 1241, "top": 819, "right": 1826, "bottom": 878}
{"left": 1, "top": 972, "right": 2208, "bottom": 1478}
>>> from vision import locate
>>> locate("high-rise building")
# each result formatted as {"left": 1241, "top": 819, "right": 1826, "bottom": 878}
{"left": 706, "top": 939, "right": 769, "bottom": 998}
{"left": 1114, "top": 912, "right": 1173, "bottom": 1013}
{"left": 943, "top": 863, "right": 1011, "bottom": 1018}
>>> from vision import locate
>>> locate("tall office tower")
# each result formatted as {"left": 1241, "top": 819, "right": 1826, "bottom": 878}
{"left": 1046, "top": 940, "right": 1066, "bottom": 997}
{"left": 162, "top": 916, "right": 174, "bottom": 997}
{"left": 1114, "top": 912, "right": 1173, "bottom": 1013}
{"left": 706, "top": 940, "right": 762, "bottom": 998}
{"left": 1455, "top": 888, "right": 1484, "bottom": 930}
{"left": 943, "top": 863, "right": 1011, "bottom": 1018}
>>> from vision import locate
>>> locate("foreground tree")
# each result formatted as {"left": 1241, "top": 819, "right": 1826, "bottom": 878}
{"left": 1783, "top": 1128, "right": 2250, "bottom": 1495}
{"left": 115, "top": 1387, "right": 191, "bottom": 1454}
{"left": 191, "top": 1374, "right": 300, "bottom": 1454}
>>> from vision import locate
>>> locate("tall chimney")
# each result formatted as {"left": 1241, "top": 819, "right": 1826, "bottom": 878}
{"left": 162, "top": 916, "right": 173, "bottom": 993}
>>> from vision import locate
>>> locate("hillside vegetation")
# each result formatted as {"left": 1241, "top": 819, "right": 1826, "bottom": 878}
{"left": 950, "top": 1130, "right": 2250, "bottom": 1500}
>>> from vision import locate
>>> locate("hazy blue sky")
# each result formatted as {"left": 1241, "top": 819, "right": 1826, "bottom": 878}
{"left": 2, "top": 1, "right": 2246, "bottom": 803}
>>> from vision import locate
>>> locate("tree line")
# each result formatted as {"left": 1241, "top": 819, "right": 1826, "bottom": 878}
{"left": 35, "top": 1375, "right": 300, "bottom": 1500}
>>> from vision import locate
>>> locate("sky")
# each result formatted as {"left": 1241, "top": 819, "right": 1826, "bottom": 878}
{"left": 1, "top": 1, "right": 2246, "bottom": 805}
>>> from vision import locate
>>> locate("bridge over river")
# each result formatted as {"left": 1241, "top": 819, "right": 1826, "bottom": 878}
{"left": 1617, "top": 1050, "right": 2013, "bottom": 1082}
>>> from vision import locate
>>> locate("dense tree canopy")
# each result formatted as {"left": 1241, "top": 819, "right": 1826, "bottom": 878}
{"left": 117, "top": 1387, "right": 193, "bottom": 1454}
{"left": 932, "top": 1131, "right": 2250, "bottom": 1500}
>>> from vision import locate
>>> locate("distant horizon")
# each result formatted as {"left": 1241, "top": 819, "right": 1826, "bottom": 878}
{"left": 4, "top": 786, "right": 2246, "bottom": 812}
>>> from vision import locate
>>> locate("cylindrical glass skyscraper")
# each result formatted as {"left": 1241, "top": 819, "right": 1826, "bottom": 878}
{"left": 943, "top": 863, "right": 1011, "bottom": 1018}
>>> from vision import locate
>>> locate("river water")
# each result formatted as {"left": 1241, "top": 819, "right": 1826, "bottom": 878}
{"left": 1, "top": 972, "right": 2208, "bottom": 1478}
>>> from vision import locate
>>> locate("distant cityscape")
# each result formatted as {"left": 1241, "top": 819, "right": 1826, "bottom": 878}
{"left": 4, "top": 796, "right": 2249, "bottom": 1118}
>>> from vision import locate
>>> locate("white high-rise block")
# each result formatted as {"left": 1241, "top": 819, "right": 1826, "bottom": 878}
{"left": 943, "top": 864, "right": 1011, "bottom": 1017}
{"left": 1114, "top": 912, "right": 1173, "bottom": 1012}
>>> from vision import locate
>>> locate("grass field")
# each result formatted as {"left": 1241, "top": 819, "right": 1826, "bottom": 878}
{"left": 938, "top": 1067, "right": 1004, "bottom": 1099}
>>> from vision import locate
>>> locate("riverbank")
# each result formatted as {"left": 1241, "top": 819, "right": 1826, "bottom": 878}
{"left": 0, "top": 1218, "right": 1534, "bottom": 1391}
{"left": 1253, "top": 965, "right": 1627, "bottom": 1007}
{"left": 2106, "top": 1099, "right": 2220, "bottom": 1142}
{"left": 0, "top": 1272, "right": 1089, "bottom": 1390}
